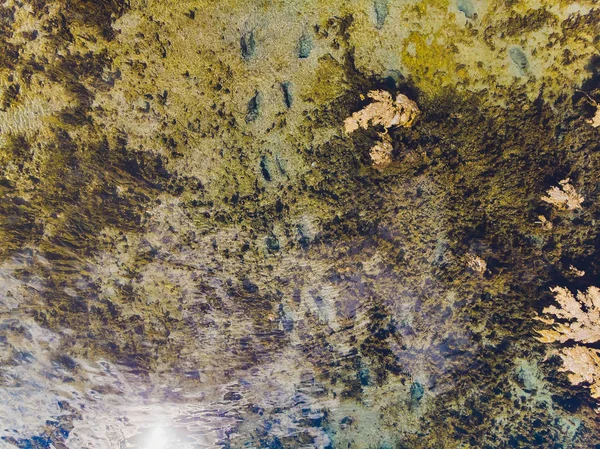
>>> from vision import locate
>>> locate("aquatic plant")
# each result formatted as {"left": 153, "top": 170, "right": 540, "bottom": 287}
{"left": 368, "top": 132, "right": 393, "bottom": 168}
{"left": 541, "top": 179, "right": 584, "bottom": 210}
{"left": 588, "top": 105, "right": 600, "bottom": 128}
{"left": 536, "top": 286, "right": 600, "bottom": 400}
{"left": 344, "top": 90, "right": 419, "bottom": 167}
{"left": 465, "top": 254, "right": 487, "bottom": 274}
{"left": 344, "top": 90, "right": 419, "bottom": 133}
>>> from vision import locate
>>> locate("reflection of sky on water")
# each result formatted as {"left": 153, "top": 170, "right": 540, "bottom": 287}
{"left": 0, "top": 207, "right": 455, "bottom": 449}
{"left": 0, "top": 174, "right": 590, "bottom": 448}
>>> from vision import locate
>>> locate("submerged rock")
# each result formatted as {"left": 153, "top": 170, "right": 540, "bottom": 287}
{"left": 456, "top": 0, "right": 475, "bottom": 19}
{"left": 281, "top": 81, "right": 293, "bottom": 108}
{"left": 409, "top": 382, "right": 424, "bottom": 403}
{"left": 374, "top": 0, "right": 389, "bottom": 29}
{"left": 509, "top": 46, "right": 529, "bottom": 75}
{"left": 297, "top": 32, "right": 312, "bottom": 59}
{"left": 246, "top": 91, "right": 261, "bottom": 123}
{"left": 241, "top": 30, "right": 256, "bottom": 60}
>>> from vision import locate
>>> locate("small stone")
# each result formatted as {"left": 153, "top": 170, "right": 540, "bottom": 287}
{"left": 240, "top": 30, "right": 256, "bottom": 60}
{"left": 457, "top": 0, "right": 475, "bottom": 19}
{"left": 245, "top": 91, "right": 260, "bottom": 123}
{"left": 509, "top": 47, "right": 528, "bottom": 75}
{"left": 297, "top": 32, "right": 312, "bottom": 59}
{"left": 266, "top": 236, "right": 280, "bottom": 252}
{"left": 260, "top": 156, "right": 271, "bottom": 182}
{"left": 280, "top": 82, "right": 292, "bottom": 108}
{"left": 410, "top": 381, "right": 424, "bottom": 402}
{"left": 374, "top": 0, "right": 389, "bottom": 29}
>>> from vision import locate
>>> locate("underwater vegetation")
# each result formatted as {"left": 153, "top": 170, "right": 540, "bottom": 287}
{"left": 0, "top": 0, "right": 600, "bottom": 448}
{"left": 344, "top": 89, "right": 420, "bottom": 168}
{"left": 536, "top": 286, "right": 600, "bottom": 402}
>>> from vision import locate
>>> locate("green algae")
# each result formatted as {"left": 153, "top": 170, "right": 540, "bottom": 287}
{"left": 401, "top": 30, "right": 464, "bottom": 93}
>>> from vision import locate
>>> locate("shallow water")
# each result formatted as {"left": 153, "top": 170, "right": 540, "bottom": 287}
{"left": 1, "top": 0, "right": 599, "bottom": 448}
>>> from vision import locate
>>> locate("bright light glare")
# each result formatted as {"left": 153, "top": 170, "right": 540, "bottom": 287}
{"left": 146, "top": 427, "right": 168, "bottom": 449}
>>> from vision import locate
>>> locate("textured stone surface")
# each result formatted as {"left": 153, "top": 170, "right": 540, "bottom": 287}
{"left": 1, "top": 0, "right": 600, "bottom": 448}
